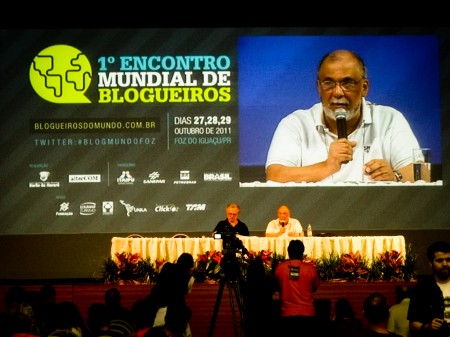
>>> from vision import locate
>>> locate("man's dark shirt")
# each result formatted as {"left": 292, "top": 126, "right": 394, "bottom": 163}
{"left": 212, "top": 219, "right": 249, "bottom": 236}
{"left": 408, "top": 275, "right": 449, "bottom": 337}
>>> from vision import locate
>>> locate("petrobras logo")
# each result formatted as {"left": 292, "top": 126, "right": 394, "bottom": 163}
{"left": 155, "top": 204, "right": 179, "bottom": 212}
{"left": 180, "top": 170, "right": 190, "bottom": 180}
{"left": 173, "top": 170, "right": 196, "bottom": 184}
{"left": 186, "top": 204, "right": 206, "bottom": 211}
{"left": 80, "top": 202, "right": 96, "bottom": 215}
{"left": 203, "top": 172, "right": 232, "bottom": 181}
{"left": 69, "top": 174, "right": 101, "bottom": 183}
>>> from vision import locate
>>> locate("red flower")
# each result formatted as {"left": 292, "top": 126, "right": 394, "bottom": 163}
{"left": 303, "top": 256, "right": 314, "bottom": 264}
{"left": 380, "top": 250, "right": 403, "bottom": 268}
{"left": 154, "top": 259, "right": 166, "bottom": 272}
{"left": 210, "top": 250, "right": 222, "bottom": 264}
{"left": 196, "top": 254, "right": 208, "bottom": 266}
{"left": 260, "top": 250, "right": 272, "bottom": 265}
{"left": 114, "top": 252, "right": 142, "bottom": 281}
{"left": 338, "top": 251, "right": 369, "bottom": 280}
{"left": 115, "top": 252, "right": 141, "bottom": 271}
{"left": 340, "top": 252, "right": 361, "bottom": 272}
{"left": 379, "top": 250, "right": 404, "bottom": 278}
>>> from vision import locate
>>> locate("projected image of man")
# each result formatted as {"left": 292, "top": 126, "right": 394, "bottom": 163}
{"left": 265, "top": 49, "right": 422, "bottom": 183}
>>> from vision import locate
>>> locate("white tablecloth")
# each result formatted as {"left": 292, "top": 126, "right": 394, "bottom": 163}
{"left": 111, "top": 235, "right": 406, "bottom": 263}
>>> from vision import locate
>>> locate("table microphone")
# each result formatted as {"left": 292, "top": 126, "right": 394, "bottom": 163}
{"left": 335, "top": 108, "right": 348, "bottom": 139}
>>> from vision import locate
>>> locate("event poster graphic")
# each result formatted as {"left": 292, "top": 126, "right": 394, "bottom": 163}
{"left": 0, "top": 29, "right": 445, "bottom": 235}
{"left": 1, "top": 29, "right": 239, "bottom": 234}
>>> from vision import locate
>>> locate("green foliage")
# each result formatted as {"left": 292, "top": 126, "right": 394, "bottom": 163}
{"left": 95, "top": 256, "right": 119, "bottom": 283}
{"left": 314, "top": 251, "right": 341, "bottom": 280}
{"left": 95, "top": 252, "right": 156, "bottom": 284}
{"left": 97, "top": 246, "right": 417, "bottom": 284}
{"left": 134, "top": 257, "right": 157, "bottom": 284}
{"left": 269, "top": 252, "right": 286, "bottom": 276}
{"left": 366, "top": 258, "right": 384, "bottom": 281}
{"left": 403, "top": 243, "right": 418, "bottom": 281}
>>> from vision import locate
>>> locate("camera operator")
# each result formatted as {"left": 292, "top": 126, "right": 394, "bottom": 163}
{"left": 212, "top": 203, "right": 250, "bottom": 238}
{"left": 209, "top": 204, "right": 250, "bottom": 337}
{"left": 212, "top": 203, "right": 249, "bottom": 285}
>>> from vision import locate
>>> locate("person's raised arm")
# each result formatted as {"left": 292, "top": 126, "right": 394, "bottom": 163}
{"left": 265, "top": 223, "right": 286, "bottom": 237}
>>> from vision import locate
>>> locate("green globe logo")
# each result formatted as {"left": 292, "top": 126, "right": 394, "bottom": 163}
{"left": 29, "top": 45, "right": 92, "bottom": 103}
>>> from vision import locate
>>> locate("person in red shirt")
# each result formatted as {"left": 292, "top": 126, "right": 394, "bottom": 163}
{"left": 274, "top": 239, "right": 320, "bottom": 335}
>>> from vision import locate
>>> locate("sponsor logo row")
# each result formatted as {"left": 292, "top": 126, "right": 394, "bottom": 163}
{"left": 56, "top": 201, "right": 207, "bottom": 217}
{"left": 30, "top": 170, "right": 232, "bottom": 188}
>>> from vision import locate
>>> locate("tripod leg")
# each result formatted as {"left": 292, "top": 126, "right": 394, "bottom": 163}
{"left": 227, "top": 283, "right": 240, "bottom": 337}
{"left": 207, "top": 278, "right": 226, "bottom": 337}
{"left": 231, "top": 282, "right": 246, "bottom": 336}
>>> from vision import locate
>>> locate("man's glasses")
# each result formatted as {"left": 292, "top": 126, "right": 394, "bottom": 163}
{"left": 319, "top": 77, "right": 365, "bottom": 91}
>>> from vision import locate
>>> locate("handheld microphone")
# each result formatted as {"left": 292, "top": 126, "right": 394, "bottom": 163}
{"left": 280, "top": 221, "right": 285, "bottom": 227}
{"left": 335, "top": 108, "right": 349, "bottom": 164}
{"left": 335, "top": 108, "right": 348, "bottom": 139}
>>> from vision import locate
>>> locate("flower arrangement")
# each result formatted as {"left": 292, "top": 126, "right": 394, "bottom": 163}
{"left": 314, "top": 243, "right": 417, "bottom": 282}
{"left": 192, "top": 249, "right": 286, "bottom": 283}
{"left": 96, "top": 244, "right": 417, "bottom": 284}
{"left": 191, "top": 250, "right": 223, "bottom": 283}
{"left": 315, "top": 251, "right": 370, "bottom": 282}
{"left": 95, "top": 252, "right": 159, "bottom": 284}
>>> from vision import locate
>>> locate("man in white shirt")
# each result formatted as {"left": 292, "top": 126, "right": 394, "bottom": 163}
{"left": 387, "top": 285, "right": 412, "bottom": 337}
{"left": 266, "top": 49, "right": 421, "bottom": 183}
{"left": 265, "top": 205, "right": 303, "bottom": 237}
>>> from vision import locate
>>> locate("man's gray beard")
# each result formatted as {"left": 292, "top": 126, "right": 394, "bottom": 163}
{"left": 323, "top": 107, "right": 357, "bottom": 121}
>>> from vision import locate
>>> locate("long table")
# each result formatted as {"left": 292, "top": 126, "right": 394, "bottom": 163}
{"left": 111, "top": 235, "right": 406, "bottom": 262}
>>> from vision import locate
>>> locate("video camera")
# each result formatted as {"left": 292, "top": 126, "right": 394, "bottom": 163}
{"left": 214, "top": 225, "right": 247, "bottom": 256}
{"left": 214, "top": 225, "right": 248, "bottom": 281}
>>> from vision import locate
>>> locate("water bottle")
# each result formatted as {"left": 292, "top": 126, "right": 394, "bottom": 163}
{"left": 307, "top": 224, "right": 312, "bottom": 237}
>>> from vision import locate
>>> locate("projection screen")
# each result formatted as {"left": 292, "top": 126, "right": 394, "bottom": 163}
{"left": 0, "top": 27, "right": 448, "bottom": 235}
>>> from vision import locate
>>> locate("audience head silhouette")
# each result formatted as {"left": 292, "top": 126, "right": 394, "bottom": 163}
{"left": 335, "top": 298, "right": 356, "bottom": 320}
{"left": 363, "top": 292, "right": 390, "bottom": 324}
{"left": 287, "top": 239, "right": 305, "bottom": 259}
{"left": 176, "top": 252, "right": 194, "bottom": 271}
{"left": 104, "top": 287, "right": 121, "bottom": 307}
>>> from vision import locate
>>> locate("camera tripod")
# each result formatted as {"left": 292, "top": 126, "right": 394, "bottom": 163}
{"left": 207, "top": 255, "right": 246, "bottom": 337}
